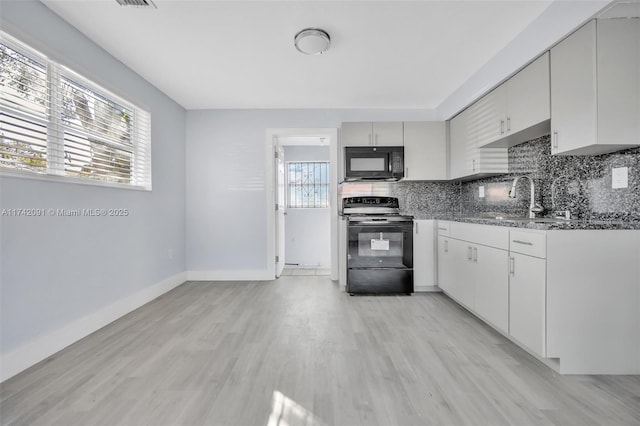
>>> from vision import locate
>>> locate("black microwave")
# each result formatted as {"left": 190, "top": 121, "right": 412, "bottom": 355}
{"left": 344, "top": 146, "right": 404, "bottom": 181}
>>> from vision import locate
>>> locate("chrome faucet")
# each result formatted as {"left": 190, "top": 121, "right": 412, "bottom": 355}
{"left": 508, "top": 175, "right": 545, "bottom": 218}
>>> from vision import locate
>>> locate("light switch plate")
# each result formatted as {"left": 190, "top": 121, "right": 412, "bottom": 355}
{"left": 478, "top": 186, "right": 485, "bottom": 198}
{"left": 612, "top": 167, "right": 628, "bottom": 189}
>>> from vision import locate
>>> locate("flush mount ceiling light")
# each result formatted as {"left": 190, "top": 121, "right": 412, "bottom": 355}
{"left": 294, "top": 28, "right": 331, "bottom": 55}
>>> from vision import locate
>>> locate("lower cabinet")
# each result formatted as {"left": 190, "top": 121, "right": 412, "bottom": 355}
{"left": 447, "top": 239, "right": 475, "bottom": 308}
{"left": 437, "top": 222, "right": 509, "bottom": 333}
{"left": 437, "top": 235, "right": 452, "bottom": 293}
{"left": 509, "top": 252, "right": 546, "bottom": 357}
{"left": 437, "top": 221, "right": 640, "bottom": 374}
{"left": 474, "top": 245, "right": 509, "bottom": 334}
{"left": 413, "top": 220, "right": 436, "bottom": 291}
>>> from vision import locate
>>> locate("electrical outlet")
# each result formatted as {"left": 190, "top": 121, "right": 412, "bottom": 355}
{"left": 478, "top": 186, "right": 485, "bottom": 198}
{"left": 612, "top": 167, "right": 628, "bottom": 189}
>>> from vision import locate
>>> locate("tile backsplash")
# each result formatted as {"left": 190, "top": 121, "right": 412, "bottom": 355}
{"left": 394, "top": 135, "right": 640, "bottom": 221}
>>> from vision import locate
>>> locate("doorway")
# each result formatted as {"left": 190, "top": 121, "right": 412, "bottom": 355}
{"left": 265, "top": 128, "right": 339, "bottom": 280}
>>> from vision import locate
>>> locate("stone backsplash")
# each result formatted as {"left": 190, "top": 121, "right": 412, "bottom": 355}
{"left": 394, "top": 135, "right": 640, "bottom": 221}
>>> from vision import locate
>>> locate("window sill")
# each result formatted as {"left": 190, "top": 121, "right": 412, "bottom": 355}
{"left": 0, "top": 168, "right": 151, "bottom": 192}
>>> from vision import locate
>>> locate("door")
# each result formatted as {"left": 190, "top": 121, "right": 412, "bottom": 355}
{"left": 275, "top": 144, "right": 285, "bottom": 277}
{"left": 341, "top": 122, "right": 373, "bottom": 146}
{"left": 372, "top": 122, "right": 403, "bottom": 146}
{"left": 474, "top": 245, "right": 509, "bottom": 333}
{"left": 403, "top": 122, "right": 447, "bottom": 181}
{"left": 437, "top": 236, "right": 452, "bottom": 292}
{"left": 347, "top": 222, "right": 413, "bottom": 269}
{"left": 509, "top": 252, "right": 546, "bottom": 357}
{"left": 550, "top": 20, "right": 597, "bottom": 154}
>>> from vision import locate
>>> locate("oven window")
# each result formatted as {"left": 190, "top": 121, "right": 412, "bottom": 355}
{"left": 350, "top": 157, "right": 385, "bottom": 172}
{"left": 357, "top": 232, "right": 403, "bottom": 257}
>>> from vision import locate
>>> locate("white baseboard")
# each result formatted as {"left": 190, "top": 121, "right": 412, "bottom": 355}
{"left": 186, "top": 269, "right": 273, "bottom": 281}
{"left": 414, "top": 285, "right": 442, "bottom": 293}
{"left": 0, "top": 272, "right": 187, "bottom": 383}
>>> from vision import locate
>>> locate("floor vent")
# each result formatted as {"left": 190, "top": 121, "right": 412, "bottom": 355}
{"left": 115, "top": 0, "right": 157, "bottom": 8}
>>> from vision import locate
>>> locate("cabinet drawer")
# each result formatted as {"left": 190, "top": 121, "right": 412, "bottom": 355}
{"left": 450, "top": 222, "right": 509, "bottom": 250}
{"left": 510, "top": 230, "right": 546, "bottom": 258}
{"left": 436, "top": 221, "right": 450, "bottom": 236}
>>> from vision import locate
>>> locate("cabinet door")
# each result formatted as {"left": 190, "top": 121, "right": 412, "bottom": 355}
{"left": 507, "top": 52, "right": 550, "bottom": 135}
{"left": 403, "top": 122, "right": 447, "bottom": 180}
{"left": 596, "top": 18, "right": 640, "bottom": 150}
{"left": 509, "top": 253, "right": 546, "bottom": 357}
{"left": 341, "top": 122, "right": 373, "bottom": 146}
{"left": 474, "top": 245, "right": 509, "bottom": 333}
{"left": 448, "top": 239, "right": 474, "bottom": 309}
{"left": 372, "top": 122, "right": 403, "bottom": 146}
{"left": 449, "top": 107, "right": 476, "bottom": 179}
{"left": 550, "top": 20, "right": 597, "bottom": 155}
{"left": 413, "top": 220, "right": 435, "bottom": 291}
{"left": 437, "top": 236, "right": 452, "bottom": 293}
{"left": 476, "top": 85, "right": 507, "bottom": 147}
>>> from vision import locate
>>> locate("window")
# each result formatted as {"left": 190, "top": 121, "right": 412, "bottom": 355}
{"left": 0, "top": 32, "right": 151, "bottom": 189}
{"left": 287, "top": 161, "right": 329, "bottom": 208}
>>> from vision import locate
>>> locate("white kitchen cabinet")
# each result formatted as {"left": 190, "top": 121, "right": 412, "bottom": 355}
{"left": 447, "top": 238, "right": 475, "bottom": 309}
{"left": 341, "top": 122, "right": 403, "bottom": 146}
{"left": 437, "top": 235, "right": 452, "bottom": 293}
{"left": 477, "top": 53, "right": 551, "bottom": 149}
{"left": 449, "top": 104, "right": 508, "bottom": 180}
{"left": 506, "top": 52, "right": 550, "bottom": 140}
{"left": 403, "top": 121, "right": 447, "bottom": 181}
{"left": 413, "top": 220, "right": 437, "bottom": 292}
{"left": 436, "top": 220, "right": 640, "bottom": 374}
{"left": 474, "top": 245, "right": 509, "bottom": 333}
{"left": 550, "top": 19, "right": 640, "bottom": 155}
{"left": 439, "top": 222, "right": 509, "bottom": 328}
{"left": 509, "top": 252, "right": 546, "bottom": 357}
{"left": 475, "top": 85, "right": 507, "bottom": 147}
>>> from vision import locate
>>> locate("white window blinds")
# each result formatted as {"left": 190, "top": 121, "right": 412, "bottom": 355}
{"left": 0, "top": 32, "right": 152, "bottom": 189}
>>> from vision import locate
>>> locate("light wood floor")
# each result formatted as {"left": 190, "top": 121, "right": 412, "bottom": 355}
{"left": 2, "top": 276, "right": 639, "bottom": 426}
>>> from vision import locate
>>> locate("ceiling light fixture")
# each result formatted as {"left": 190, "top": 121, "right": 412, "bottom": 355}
{"left": 294, "top": 28, "right": 331, "bottom": 55}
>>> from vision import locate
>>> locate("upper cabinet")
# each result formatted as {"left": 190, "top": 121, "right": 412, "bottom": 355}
{"left": 341, "top": 122, "right": 404, "bottom": 146}
{"left": 449, "top": 104, "right": 508, "bottom": 180}
{"left": 477, "top": 52, "right": 551, "bottom": 148}
{"left": 550, "top": 19, "right": 640, "bottom": 155}
{"left": 403, "top": 121, "right": 447, "bottom": 180}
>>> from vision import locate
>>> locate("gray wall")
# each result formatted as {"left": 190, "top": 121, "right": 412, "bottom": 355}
{"left": 283, "top": 146, "right": 330, "bottom": 268}
{"left": 0, "top": 1, "right": 186, "bottom": 362}
{"left": 185, "top": 109, "right": 432, "bottom": 275}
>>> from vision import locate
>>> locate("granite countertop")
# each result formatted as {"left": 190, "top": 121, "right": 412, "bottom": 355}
{"left": 425, "top": 215, "right": 640, "bottom": 230}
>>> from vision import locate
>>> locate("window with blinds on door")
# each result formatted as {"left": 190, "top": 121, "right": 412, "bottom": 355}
{"left": 0, "top": 32, "right": 151, "bottom": 189}
{"left": 286, "top": 161, "right": 329, "bottom": 208}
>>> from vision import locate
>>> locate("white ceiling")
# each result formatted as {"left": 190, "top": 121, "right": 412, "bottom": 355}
{"left": 40, "top": 0, "right": 593, "bottom": 110}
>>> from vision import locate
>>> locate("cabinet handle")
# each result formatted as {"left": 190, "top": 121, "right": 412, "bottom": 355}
{"left": 507, "top": 117, "right": 511, "bottom": 132}
{"left": 500, "top": 120, "right": 505, "bottom": 135}
{"left": 473, "top": 247, "right": 478, "bottom": 262}
{"left": 509, "top": 257, "right": 515, "bottom": 275}
{"left": 512, "top": 240, "right": 533, "bottom": 246}
{"left": 405, "top": 167, "right": 409, "bottom": 178}
{"left": 472, "top": 159, "right": 476, "bottom": 172}
{"left": 444, "top": 240, "right": 448, "bottom": 252}
{"left": 467, "top": 246, "right": 473, "bottom": 261}
{"left": 415, "top": 221, "right": 419, "bottom": 234}
{"left": 553, "top": 131, "right": 559, "bottom": 149}
{"left": 438, "top": 227, "right": 447, "bottom": 231}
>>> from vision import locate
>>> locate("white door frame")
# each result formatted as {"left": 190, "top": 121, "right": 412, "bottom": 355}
{"left": 265, "top": 128, "right": 339, "bottom": 280}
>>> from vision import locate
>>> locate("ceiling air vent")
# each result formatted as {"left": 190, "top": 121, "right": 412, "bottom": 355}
{"left": 116, "top": 0, "right": 157, "bottom": 8}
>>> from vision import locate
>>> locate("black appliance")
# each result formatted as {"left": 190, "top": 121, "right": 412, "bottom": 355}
{"left": 344, "top": 146, "right": 404, "bottom": 181}
{"left": 342, "top": 196, "right": 413, "bottom": 295}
